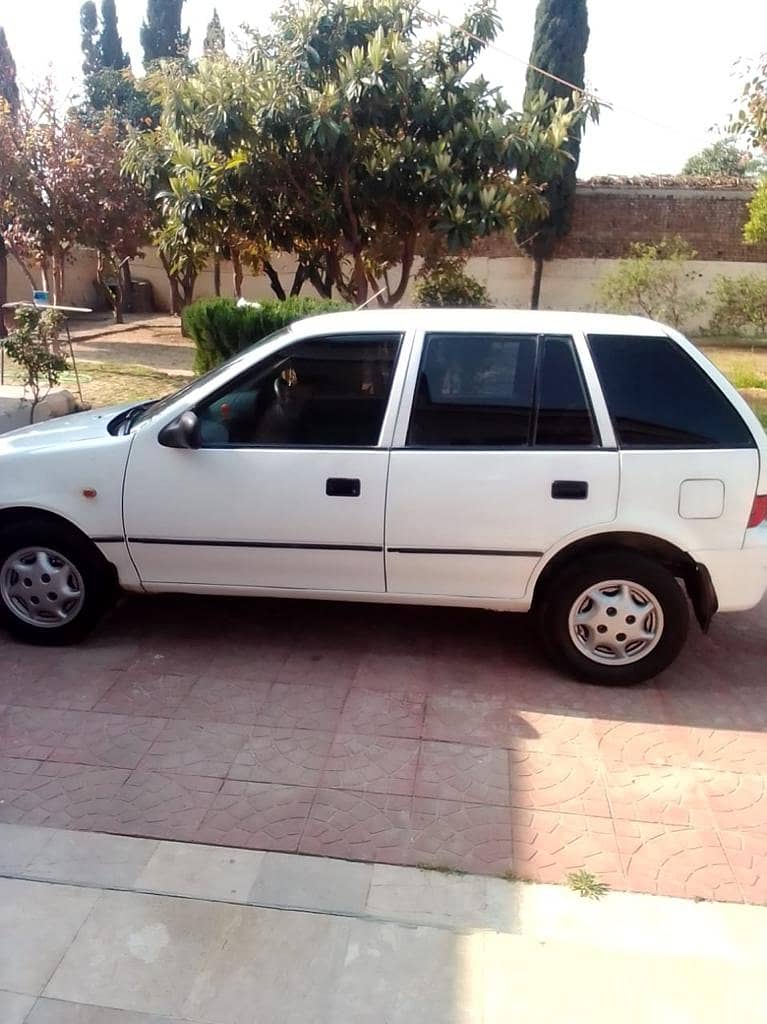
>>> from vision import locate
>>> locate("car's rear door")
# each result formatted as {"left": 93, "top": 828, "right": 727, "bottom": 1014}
{"left": 384, "top": 330, "right": 620, "bottom": 600}
{"left": 123, "top": 330, "right": 409, "bottom": 593}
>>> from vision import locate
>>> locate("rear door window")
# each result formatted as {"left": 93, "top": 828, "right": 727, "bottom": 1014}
{"left": 534, "top": 335, "right": 597, "bottom": 447}
{"left": 588, "top": 334, "right": 755, "bottom": 448}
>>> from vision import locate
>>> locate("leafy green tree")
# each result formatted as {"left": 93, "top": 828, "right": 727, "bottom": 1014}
{"left": 415, "top": 257, "right": 491, "bottom": 307}
{"left": 730, "top": 52, "right": 767, "bottom": 245}
{"left": 0, "top": 25, "right": 20, "bottom": 335}
{"left": 99, "top": 0, "right": 131, "bottom": 70}
{"left": 597, "top": 238, "right": 704, "bottom": 328}
{"left": 683, "top": 139, "right": 764, "bottom": 177}
{"left": 79, "top": 2, "right": 150, "bottom": 130}
{"left": 515, "top": 0, "right": 590, "bottom": 309}
{"left": 204, "top": 9, "right": 226, "bottom": 56}
{"left": 128, "top": 0, "right": 589, "bottom": 306}
{"left": 141, "top": 0, "right": 190, "bottom": 68}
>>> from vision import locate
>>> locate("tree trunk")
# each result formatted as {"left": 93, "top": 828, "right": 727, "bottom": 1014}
{"left": 290, "top": 263, "right": 308, "bottom": 298}
{"left": 232, "top": 250, "right": 243, "bottom": 299}
{"left": 52, "top": 254, "right": 65, "bottom": 307}
{"left": 159, "top": 252, "right": 182, "bottom": 315}
{"left": 40, "top": 259, "right": 51, "bottom": 297}
{"left": 530, "top": 257, "right": 544, "bottom": 310}
{"left": 213, "top": 254, "right": 221, "bottom": 297}
{"left": 262, "top": 260, "right": 286, "bottom": 301}
{"left": 96, "top": 251, "right": 121, "bottom": 323}
{"left": 0, "top": 237, "right": 7, "bottom": 339}
{"left": 352, "top": 253, "right": 368, "bottom": 305}
{"left": 119, "top": 259, "right": 133, "bottom": 316}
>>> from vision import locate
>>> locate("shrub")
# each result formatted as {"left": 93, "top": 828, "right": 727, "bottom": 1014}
{"left": 4, "top": 307, "right": 69, "bottom": 422}
{"left": 182, "top": 296, "right": 351, "bottom": 373}
{"left": 415, "top": 257, "right": 492, "bottom": 308}
{"left": 708, "top": 275, "right": 767, "bottom": 336}
{"left": 596, "top": 237, "right": 704, "bottom": 328}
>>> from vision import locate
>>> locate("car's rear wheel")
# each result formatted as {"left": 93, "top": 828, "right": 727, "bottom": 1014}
{"left": 539, "top": 551, "right": 689, "bottom": 684}
{"left": 0, "top": 520, "right": 113, "bottom": 645}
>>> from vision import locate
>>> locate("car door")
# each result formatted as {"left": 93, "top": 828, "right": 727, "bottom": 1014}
{"left": 123, "top": 330, "right": 407, "bottom": 592}
{"left": 385, "top": 330, "right": 620, "bottom": 600}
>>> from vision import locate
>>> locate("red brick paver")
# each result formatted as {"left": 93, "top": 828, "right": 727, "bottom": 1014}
{"left": 1, "top": 593, "right": 766, "bottom": 903}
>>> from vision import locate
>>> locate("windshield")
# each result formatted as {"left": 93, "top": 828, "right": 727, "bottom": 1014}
{"left": 129, "top": 324, "right": 295, "bottom": 430}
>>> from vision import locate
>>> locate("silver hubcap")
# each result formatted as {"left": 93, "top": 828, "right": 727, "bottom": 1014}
{"left": 567, "top": 579, "right": 664, "bottom": 666}
{"left": 1, "top": 547, "right": 85, "bottom": 629}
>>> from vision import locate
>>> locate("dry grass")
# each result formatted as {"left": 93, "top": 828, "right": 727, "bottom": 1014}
{"left": 3, "top": 360, "right": 189, "bottom": 410}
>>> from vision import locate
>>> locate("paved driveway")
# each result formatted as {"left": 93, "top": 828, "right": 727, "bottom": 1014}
{"left": 1, "top": 594, "right": 765, "bottom": 903}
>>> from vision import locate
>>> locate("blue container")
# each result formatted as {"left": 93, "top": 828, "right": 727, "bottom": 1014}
{"left": 33, "top": 290, "right": 49, "bottom": 305}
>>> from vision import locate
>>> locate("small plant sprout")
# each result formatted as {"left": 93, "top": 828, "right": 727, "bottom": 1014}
{"left": 566, "top": 869, "right": 610, "bottom": 900}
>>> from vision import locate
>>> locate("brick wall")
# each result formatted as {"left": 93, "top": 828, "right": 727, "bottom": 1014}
{"left": 474, "top": 178, "right": 767, "bottom": 262}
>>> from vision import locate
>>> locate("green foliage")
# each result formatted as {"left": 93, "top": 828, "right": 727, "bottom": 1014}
{"left": 725, "top": 363, "right": 767, "bottom": 390}
{"left": 99, "top": 0, "right": 130, "bottom": 70}
{"left": 683, "top": 139, "right": 764, "bottom": 177}
{"left": 0, "top": 26, "right": 19, "bottom": 114}
{"left": 745, "top": 179, "right": 767, "bottom": 245}
{"left": 566, "top": 869, "right": 610, "bottom": 900}
{"left": 4, "top": 307, "right": 69, "bottom": 418}
{"left": 415, "top": 257, "right": 491, "bottom": 307}
{"left": 597, "top": 237, "right": 705, "bottom": 328}
{"left": 708, "top": 275, "right": 767, "bottom": 336}
{"left": 182, "top": 296, "right": 351, "bottom": 373}
{"left": 80, "top": 2, "right": 100, "bottom": 77}
{"left": 516, "top": 0, "right": 591, "bottom": 296}
{"left": 203, "top": 9, "right": 226, "bottom": 55}
{"left": 141, "top": 0, "right": 190, "bottom": 68}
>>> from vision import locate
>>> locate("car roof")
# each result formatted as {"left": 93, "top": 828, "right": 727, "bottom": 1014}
{"left": 287, "top": 308, "right": 670, "bottom": 338}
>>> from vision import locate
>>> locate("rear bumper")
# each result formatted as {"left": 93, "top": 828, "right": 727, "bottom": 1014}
{"left": 693, "top": 524, "right": 767, "bottom": 612}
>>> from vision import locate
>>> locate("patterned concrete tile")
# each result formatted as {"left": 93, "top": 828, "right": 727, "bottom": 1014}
{"left": 175, "top": 676, "right": 273, "bottom": 725}
{"left": 695, "top": 770, "right": 767, "bottom": 832}
{"left": 90, "top": 771, "right": 222, "bottom": 840}
{"left": 7, "top": 667, "right": 121, "bottom": 711}
{"left": 509, "top": 751, "right": 610, "bottom": 817}
{"left": 510, "top": 808, "right": 624, "bottom": 887}
{"left": 686, "top": 729, "right": 767, "bottom": 772}
{"left": 423, "top": 695, "right": 541, "bottom": 748}
{"left": 504, "top": 711, "right": 600, "bottom": 758}
{"left": 409, "top": 798, "right": 513, "bottom": 874}
{"left": 47, "top": 713, "right": 166, "bottom": 770}
{"left": 197, "top": 780, "right": 315, "bottom": 851}
{"left": 278, "top": 649, "right": 361, "bottom": 687}
{"left": 0, "top": 764, "right": 131, "bottom": 828}
{"left": 322, "top": 734, "right": 419, "bottom": 796}
{"left": 0, "top": 706, "right": 82, "bottom": 761}
{"left": 229, "top": 727, "right": 333, "bottom": 786}
{"left": 615, "top": 820, "right": 741, "bottom": 902}
{"left": 415, "top": 741, "right": 510, "bottom": 806}
{"left": 339, "top": 689, "right": 425, "bottom": 739}
{"left": 255, "top": 683, "right": 348, "bottom": 731}
{"left": 605, "top": 764, "right": 715, "bottom": 826}
{"left": 300, "top": 789, "right": 413, "bottom": 863}
{"left": 94, "top": 672, "right": 197, "bottom": 717}
{"left": 720, "top": 830, "right": 767, "bottom": 904}
{"left": 354, "top": 654, "right": 433, "bottom": 693}
{"left": 137, "top": 719, "right": 250, "bottom": 778}
{"left": 593, "top": 720, "right": 692, "bottom": 767}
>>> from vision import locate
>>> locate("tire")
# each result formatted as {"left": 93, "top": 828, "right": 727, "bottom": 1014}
{"left": 0, "top": 519, "right": 114, "bottom": 645}
{"left": 538, "top": 550, "right": 690, "bottom": 685}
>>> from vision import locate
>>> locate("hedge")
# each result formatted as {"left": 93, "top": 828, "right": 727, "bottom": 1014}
{"left": 182, "top": 296, "right": 351, "bottom": 374}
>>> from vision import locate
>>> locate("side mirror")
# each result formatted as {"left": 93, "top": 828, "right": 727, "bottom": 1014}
{"left": 158, "top": 410, "right": 202, "bottom": 449}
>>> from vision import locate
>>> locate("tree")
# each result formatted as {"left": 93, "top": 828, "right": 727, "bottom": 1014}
{"left": 514, "top": 0, "right": 590, "bottom": 309}
{"left": 204, "top": 9, "right": 226, "bottom": 56}
{"left": 99, "top": 0, "right": 131, "bottom": 70}
{"left": 141, "top": 0, "right": 190, "bottom": 68}
{"left": 3, "top": 307, "right": 68, "bottom": 423}
{"left": 80, "top": 2, "right": 100, "bottom": 77}
{"left": 128, "top": 0, "right": 589, "bottom": 307}
{"left": 0, "top": 25, "right": 20, "bottom": 336}
{"left": 730, "top": 52, "right": 767, "bottom": 244}
{"left": 683, "top": 139, "right": 764, "bottom": 177}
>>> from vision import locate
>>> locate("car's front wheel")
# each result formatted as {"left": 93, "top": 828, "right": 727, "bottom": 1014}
{"left": 0, "top": 520, "right": 113, "bottom": 645}
{"left": 539, "top": 551, "right": 690, "bottom": 685}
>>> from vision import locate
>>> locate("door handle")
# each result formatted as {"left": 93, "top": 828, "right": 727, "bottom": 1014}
{"left": 326, "top": 477, "right": 361, "bottom": 497}
{"left": 552, "top": 480, "right": 588, "bottom": 500}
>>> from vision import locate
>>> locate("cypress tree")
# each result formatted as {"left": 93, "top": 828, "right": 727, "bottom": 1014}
{"left": 203, "top": 8, "right": 226, "bottom": 56}
{"left": 99, "top": 0, "right": 131, "bottom": 70}
{"left": 80, "top": 2, "right": 100, "bottom": 77}
{"left": 141, "top": 0, "right": 190, "bottom": 68}
{"left": 516, "top": 0, "right": 589, "bottom": 308}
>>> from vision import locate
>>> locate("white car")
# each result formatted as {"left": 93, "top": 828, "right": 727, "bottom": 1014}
{"left": 1, "top": 310, "right": 766, "bottom": 684}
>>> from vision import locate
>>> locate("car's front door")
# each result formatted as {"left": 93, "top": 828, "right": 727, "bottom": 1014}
{"left": 123, "top": 331, "right": 405, "bottom": 592}
{"left": 385, "top": 331, "right": 620, "bottom": 600}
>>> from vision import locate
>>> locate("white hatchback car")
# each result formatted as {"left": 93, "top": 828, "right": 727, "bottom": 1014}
{"left": 1, "top": 310, "right": 766, "bottom": 684}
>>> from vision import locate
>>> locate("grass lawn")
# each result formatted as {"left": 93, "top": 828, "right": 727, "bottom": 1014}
{"left": 696, "top": 338, "right": 767, "bottom": 429}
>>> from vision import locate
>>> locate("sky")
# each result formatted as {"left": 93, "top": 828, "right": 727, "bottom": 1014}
{"left": 1, "top": 0, "right": 765, "bottom": 177}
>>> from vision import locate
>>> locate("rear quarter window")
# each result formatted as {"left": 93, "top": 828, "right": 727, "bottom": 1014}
{"left": 587, "top": 334, "right": 755, "bottom": 449}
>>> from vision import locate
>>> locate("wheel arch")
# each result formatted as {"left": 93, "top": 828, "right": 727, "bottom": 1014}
{"left": 0, "top": 506, "right": 119, "bottom": 585}
{"left": 531, "top": 530, "right": 716, "bottom": 632}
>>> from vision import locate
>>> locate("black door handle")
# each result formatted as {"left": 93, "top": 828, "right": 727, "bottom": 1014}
{"left": 326, "top": 477, "right": 361, "bottom": 497}
{"left": 552, "top": 480, "right": 588, "bottom": 500}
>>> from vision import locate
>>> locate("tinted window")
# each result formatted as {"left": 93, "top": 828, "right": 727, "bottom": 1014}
{"left": 407, "top": 333, "right": 537, "bottom": 447}
{"left": 196, "top": 334, "right": 400, "bottom": 447}
{"left": 588, "top": 334, "right": 755, "bottom": 449}
{"left": 535, "top": 335, "right": 597, "bottom": 446}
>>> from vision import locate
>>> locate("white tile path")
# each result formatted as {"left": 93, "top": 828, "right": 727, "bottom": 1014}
{"left": 1, "top": 822, "right": 766, "bottom": 1023}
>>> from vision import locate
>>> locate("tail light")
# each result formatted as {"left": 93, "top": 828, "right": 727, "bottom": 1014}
{"left": 748, "top": 495, "right": 767, "bottom": 528}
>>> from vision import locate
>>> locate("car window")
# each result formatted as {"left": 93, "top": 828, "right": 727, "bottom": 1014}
{"left": 195, "top": 333, "right": 401, "bottom": 448}
{"left": 407, "top": 333, "right": 537, "bottom": 447}
{"left": 534, "top": 335, "right": 597, "bottom": 447}
{"left": 588, "top": 334, "right": 755, "bottom": 449}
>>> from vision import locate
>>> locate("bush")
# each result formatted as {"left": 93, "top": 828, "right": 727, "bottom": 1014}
{"left": 182, "top": 297, "right": 351, "bottom": 373}
{"left": 415, "top": 257, "right": 492, "bottom": 308}
{"left": 596, "top": 237, "right": 704, "bottom": 328}
{"left": 4, "top": 307, "right": 69, "bottom": 422}
{"left": 708, "top": 275, "right": 767, "bottom": 336}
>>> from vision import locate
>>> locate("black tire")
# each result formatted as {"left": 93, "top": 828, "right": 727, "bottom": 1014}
{"left": 0, "top": 519, "right": 114, "bottom": 645}
{"left": 538, "top": 550, "right": 690, "bottom": 685}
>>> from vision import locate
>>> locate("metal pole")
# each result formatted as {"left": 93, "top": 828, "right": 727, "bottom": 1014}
{"left": 65, "top": 321, "right": 83, "bottom": 402}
